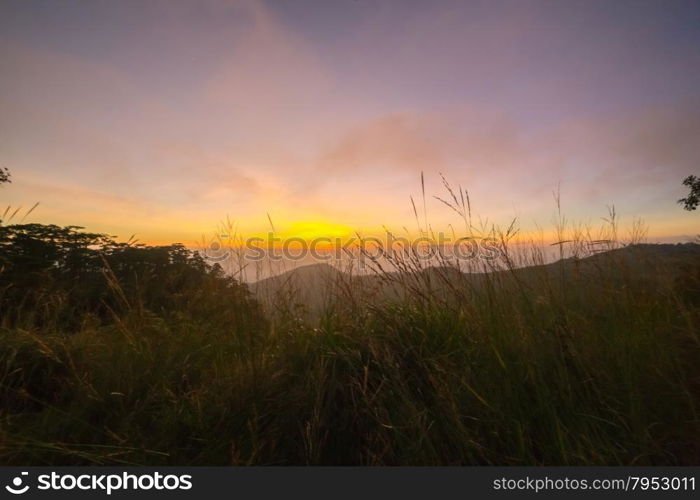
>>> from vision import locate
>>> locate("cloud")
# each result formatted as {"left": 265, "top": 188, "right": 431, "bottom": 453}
{"left": 317, "top": 109, "right": 525, "bottom": 172}
{"left": 1, "top": 0, "right": 699, "bottom": 241}
{"left": 307, "top": 100, "right": 700, "bottom": 224}
{"left": 199, "top": 0, "right": 336, "bottom": 149}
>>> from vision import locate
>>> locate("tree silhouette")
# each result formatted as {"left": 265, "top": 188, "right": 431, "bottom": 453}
{"left": 678, "top": 175, "right": 700, "bottom": 211}
{"left": 0, "top": 223, "right": 264, "bottom": 330}
{"left": 0, "top": 167, "right": 10, "bottom": 185}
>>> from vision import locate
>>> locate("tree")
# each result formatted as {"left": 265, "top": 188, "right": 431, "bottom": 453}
{"left": 0, "top": 167, "right": 10, "bottom": 185}
{"left": 678, "top": 175, "right": 700, "bottom": 211}
{"left": 0, "top": 223, "right": 265, "bottom": 331}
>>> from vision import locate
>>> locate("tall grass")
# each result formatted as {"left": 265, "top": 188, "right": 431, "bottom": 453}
{"left": 0, "top": 180, "right": 698, "bottom": 465}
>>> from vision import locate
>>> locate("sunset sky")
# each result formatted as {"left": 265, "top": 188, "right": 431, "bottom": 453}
{"left": 1, "top": 0, "right": 699, "bottom": 244}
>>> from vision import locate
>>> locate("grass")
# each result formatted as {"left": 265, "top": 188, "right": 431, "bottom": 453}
{"left": 1, "top": 185, "right": 699, "bottom": 465}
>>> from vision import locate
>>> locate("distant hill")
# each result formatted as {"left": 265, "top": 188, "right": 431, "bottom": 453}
{"left": 250, "top": 243, "right": 700, "bottom": 317}
{"left": 250, "top": 263, "right": 348, "bottom": 316}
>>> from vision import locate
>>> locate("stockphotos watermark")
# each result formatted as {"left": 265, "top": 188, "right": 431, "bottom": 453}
{"left": 4, "top": 471, "right": 192, "bottom": 495}
{"left": 199, "top": 231, "right": 503, "bottom": 265}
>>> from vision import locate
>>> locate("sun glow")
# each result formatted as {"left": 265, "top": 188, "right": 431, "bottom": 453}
{"left": 274, "top": 221, "right": 354, "bottom": 241}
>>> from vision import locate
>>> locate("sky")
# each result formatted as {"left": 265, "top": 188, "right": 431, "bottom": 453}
{"left": 1, "top": 0, "right": 699, "bottom": 245}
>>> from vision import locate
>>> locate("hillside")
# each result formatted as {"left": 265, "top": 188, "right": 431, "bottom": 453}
{"left": 251, "top": 243, "right": 700, "bottom": 317}
{"left": 2, "top": 227, "right": 699, "bottom": 465}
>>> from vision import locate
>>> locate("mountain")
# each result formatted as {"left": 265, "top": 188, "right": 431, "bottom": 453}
{"left": 249, "top": 263, "right": 349, "bottom": 316}
{"left": 249, "top": 243, "right": 700, "bottom": 318}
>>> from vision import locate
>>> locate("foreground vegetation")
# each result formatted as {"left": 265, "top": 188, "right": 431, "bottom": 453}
{"left": 0, "top": 219, "right": 699, "bottom": 465}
